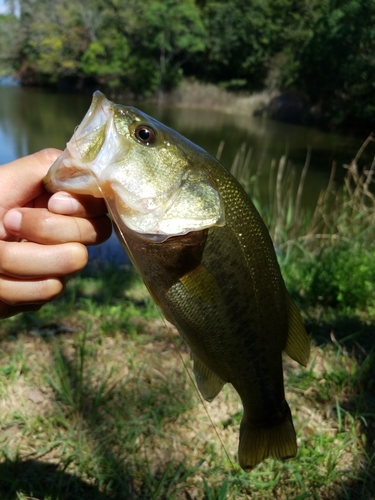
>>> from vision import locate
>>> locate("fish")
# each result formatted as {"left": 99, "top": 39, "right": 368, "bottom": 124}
{"left": 43, "top": 91, "right": 310, "bottom": 471}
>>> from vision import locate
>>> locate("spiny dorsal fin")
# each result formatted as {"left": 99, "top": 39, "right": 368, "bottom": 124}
{"left": 284, "top": 293, "right": 310, "bottom": 367}
{"left": 192, "top": 354, "right": 225, "bottom": 402}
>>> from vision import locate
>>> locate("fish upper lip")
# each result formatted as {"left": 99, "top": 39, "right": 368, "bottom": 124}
{"left": 100, "top": 102, "right": 115, "bottom": 119}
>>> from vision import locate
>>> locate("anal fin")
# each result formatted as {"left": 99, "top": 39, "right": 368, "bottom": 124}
{"left": 192, "top": 354, "right": 225, "bottom": 402}
{"left": 284, "top": 293, "right": 310, "bottom": 367}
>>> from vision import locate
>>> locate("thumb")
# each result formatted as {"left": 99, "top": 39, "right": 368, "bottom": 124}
{"left": 1, "top": 149, "right": 62, "bottom": 211}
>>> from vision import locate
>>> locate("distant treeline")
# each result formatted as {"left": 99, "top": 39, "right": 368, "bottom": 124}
{"left": 1, "top": 0, "right": 375, "bottom": 127}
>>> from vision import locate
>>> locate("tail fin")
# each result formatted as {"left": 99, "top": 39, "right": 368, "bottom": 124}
{"left": 238, "top": 404, "right": 297, "bottom": 471}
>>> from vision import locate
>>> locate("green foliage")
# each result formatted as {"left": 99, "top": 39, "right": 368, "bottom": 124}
{"left": 136, "top": 0, "right": 206, "bottom": 95}
{"left": 18, "top": 0, "right": 89, "bottom": 83}
{"left": 14, "top": 0, "right": 205, "bottom": 95}
{"left": 3, "top": 0, "right": 375, "bottom": 123}
{"left": 188, "top": 0, "right": 274, "bottom": 90}
{"left": 283, "top": 244, "right": 375, "bottom": 310}
{"left": 0, "top": 14, "right": 19, "bottom": 76}
{"left": 238, "top": 135, "right": 375, "bottom": 313}
{"left": 286, "top": 0, "right": 375, "bottom": 126}
{"left": 81, "top": 35, "right": 132, "bottom": 89}
{"left": 186, "top": 0, "right": 323, "bottom": 91}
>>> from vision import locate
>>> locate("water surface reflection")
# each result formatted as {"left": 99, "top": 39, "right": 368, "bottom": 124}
{"left": 0, "top": 85, "right": 371, "bottom": 263}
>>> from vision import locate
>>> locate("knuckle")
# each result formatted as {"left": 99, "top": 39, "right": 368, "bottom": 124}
{"left": 34, "top": 213, "right": 65, "bottom": 242}
{"left": 40, "top": 214, "right": 86, "bottom": 244}
{"left": 35, "top": 148, "right": 62, "bottom": 165}
{"left": 0, "top": 244, "right": 16, "bottom": 275}
{"left": 0, "top": 277, "right": 21, "bottom": 306}
{"left": 61, "top": 243, "right": 88, "bottom": 273}
{"left": 0, "top": 278, "right": 8, "bottom": 303}
{"left": 20, "top": 209, "right": 56, "bottom": 242}
{"left": 42, "top": 278, "right": 64, "bottom": 301}
{"left": 40, "top": 216, "right": 57, "bottom": 239}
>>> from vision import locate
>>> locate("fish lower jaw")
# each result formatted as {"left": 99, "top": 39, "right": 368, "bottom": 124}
{"left": 118, "top": 215, "right": 178, "bottom": 238}
{"left": 111, "top": 203, "right": 197, "bottom": 241}
{"left": 116, "top": 209, "right": 212, "bottom": 239}
{"left": 113, "top": 196, "right": 199, "bottom": 237}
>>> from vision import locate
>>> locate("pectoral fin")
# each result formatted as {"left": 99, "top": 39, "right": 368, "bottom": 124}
{"left": 284, "top": 293, "right": 310, "bottom": 367}
{"left": 179, "top": 263, "right": 223, "bottom": 304}
{"left": 192, "top": 354, "right": 225, "bottom": 402}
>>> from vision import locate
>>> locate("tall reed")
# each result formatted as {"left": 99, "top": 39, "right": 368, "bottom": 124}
{"left": 229, "top": 134, "right": 375, "bottom": 256}
{"left": 305, "top": 134, "right": 375, "bottom": 251}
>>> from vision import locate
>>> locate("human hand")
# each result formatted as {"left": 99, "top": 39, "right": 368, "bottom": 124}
{"left": 0, "top": 149, "right": 112, "bottom": 319}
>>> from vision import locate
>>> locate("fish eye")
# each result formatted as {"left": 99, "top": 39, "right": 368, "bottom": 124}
{"left": 134, "top": 125, "right": 157, "bottom": 144}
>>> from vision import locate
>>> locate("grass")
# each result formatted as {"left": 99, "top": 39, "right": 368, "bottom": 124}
{"left": 0, "top": 312, "right": 373, "bottom": 500}
{"left": 1, "top": 140, "right": 375, "bottom": 498}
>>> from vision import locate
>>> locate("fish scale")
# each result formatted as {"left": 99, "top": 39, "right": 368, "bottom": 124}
{"left": 43, "top": 91, "right": 310, "bottom": 471}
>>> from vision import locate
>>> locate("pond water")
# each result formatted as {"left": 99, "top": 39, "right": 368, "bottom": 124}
{"left": 0, "top": 85, "right": 370, "bottom": 264}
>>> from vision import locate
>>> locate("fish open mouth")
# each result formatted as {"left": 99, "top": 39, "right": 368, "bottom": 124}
{"left": 43, "top": 92, "right": 129, "bottom": 197}
{"left": 44, "top": 90, "right": 226, "bottom": 237}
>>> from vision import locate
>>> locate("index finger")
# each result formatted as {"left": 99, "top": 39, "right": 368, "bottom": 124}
{"left": 48, "top": 191, "right": 108, "bottom": 218}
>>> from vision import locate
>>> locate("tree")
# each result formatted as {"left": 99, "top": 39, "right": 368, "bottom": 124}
{"left": 17, "top": 0, "right": 89, "bottom": 84}
{"left": 134, "top": 0, "right": 206, "bottom": 98}
{"left": 81, "top": 0, "right": 205, "bottom": 97}
{"left": 81, "top": 34, "right": 132, "bottom": 89}
{"left": 0, "top": 14, "right": 20, "bottom": 75}
{"left": 288, "top": 0, "right": 375, "bottom": 126}
{"left": 195, "top": 0, "right": 272, "bottom": 90}
{"left": 10, "top": 0, "right": 375, "bottom": 129}
{"left": 189, "top": 0, "right": 322, "bottom": 91}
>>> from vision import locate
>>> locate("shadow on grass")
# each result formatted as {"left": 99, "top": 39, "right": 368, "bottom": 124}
{"left": 0, "top": 335, "right": 197, "bottom": 499}
{"left": 306, "top": 312, "right": 375, "bottom": 499}
{"left": 48, "top": 339, "right": 194, "bottom": 499}
{"left": 0, "top": 263, "right": 200, "bottom": 499}
{"left": 0, "top": 458, "right": 115, "bottom": 500}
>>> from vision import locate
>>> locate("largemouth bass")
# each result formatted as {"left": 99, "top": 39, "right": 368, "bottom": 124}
{"left": 44, "top": 91, "right": 310, "bottom": 471}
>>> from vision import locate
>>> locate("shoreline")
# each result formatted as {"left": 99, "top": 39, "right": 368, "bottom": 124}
{"left": 118, "top": 80, "right": 310, "bottom": 127}
{"left": 0, "top": 77, "right": 357, "bottom": 132}
{"left": 164, "top": 81, "right": 277, "bottom": 117}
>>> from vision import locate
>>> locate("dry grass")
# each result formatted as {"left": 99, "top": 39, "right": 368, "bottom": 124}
{"left": 166, "top": 80, "right": 275, "bottom": 117}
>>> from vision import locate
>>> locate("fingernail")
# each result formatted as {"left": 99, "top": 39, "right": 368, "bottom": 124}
{"left": 3, "top": 209, "right": 22, "bottom": 233}
{"left": 48, "top": 192, "right": 79, "bottom": 215}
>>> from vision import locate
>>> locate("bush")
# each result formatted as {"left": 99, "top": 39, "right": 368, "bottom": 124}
{"left": 282, "top": 244, "right": 375, "bottom": 310}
